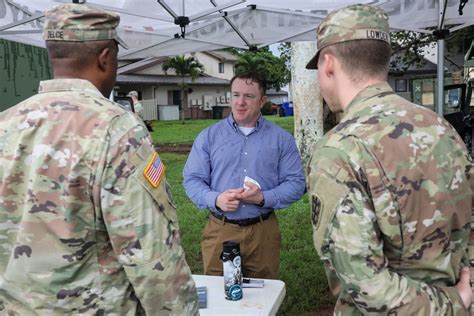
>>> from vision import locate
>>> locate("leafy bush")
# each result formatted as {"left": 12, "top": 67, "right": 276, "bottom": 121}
{"left": 261, "top": 101, "right": 274, "bottom": 115}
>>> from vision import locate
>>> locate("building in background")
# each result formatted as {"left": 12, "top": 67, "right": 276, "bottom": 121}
{"left": 115, "top": 51, "right": 238, "bottom": 120}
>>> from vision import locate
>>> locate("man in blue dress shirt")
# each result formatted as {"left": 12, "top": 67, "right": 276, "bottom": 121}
{"left": 183, "top": 72, "right": 305, "bottom": 279}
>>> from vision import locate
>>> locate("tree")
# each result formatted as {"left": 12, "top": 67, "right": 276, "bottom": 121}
{"left": 162, "top": 55, "right": 204, "bottom": 120}
{"left": 231, "top": 47, "right": 290, "bottom": 91}
{"left": 390, "top": 26, "right": 474, "bottom": 73}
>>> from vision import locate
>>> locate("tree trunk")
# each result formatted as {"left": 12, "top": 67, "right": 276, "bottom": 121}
{"left": 180, "top": 77, "right": 185, "bottom": 121}
{"left": 180, "top": 87, "right": 185, "bottom": 121}
{"left": 291, "top": 41, "right": 324, "bottom": 166}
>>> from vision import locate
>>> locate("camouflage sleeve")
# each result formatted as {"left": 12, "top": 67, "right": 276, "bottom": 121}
{"left": 308, "top": 145, "right": 468, "bottom": 315}
{"left": 468, "top": 157, "right": 474, "bottom": 300}
{"left": 96, "top": 112, "right": 198, "bottom": 315}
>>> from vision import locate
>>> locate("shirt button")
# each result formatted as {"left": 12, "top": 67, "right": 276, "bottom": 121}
{"left": 244, "top": 152, "right": 248, "bottom": 155}
{"left": 243, "top": 169, "right": 247, "bottom": 172}
{"left": 242, "top": 205, "right": 246, "bottom": 208}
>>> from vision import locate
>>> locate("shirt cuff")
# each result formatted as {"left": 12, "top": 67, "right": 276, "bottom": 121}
{"left": 262, "top": 191, "right": 277, "bottom": 208}
{"left": 205, "top": 191, "right": 220, "bottom": 211}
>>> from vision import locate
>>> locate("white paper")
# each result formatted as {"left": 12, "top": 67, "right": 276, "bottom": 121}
{"left": 243, "top": 176, "right": 261, "bottom": 191}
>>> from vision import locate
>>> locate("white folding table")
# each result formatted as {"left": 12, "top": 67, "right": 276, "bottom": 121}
{"left": 192, "top": 274, "right": 286, "bottom": 316}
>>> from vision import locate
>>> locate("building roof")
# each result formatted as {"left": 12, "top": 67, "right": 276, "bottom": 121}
{"left": 116, "top": 74, "right": 230, "bottom": 85}
{"left": 118, "top": 50, "right": 238, "bottom": 76}
{"left": 118, "top": 57, "right": 167, "bottom": 75}
{"left": 267, "top": 88, "right": 288, "bottom": 96}
{"left": 204, "top": 50, "right": 239, "bottom": 62}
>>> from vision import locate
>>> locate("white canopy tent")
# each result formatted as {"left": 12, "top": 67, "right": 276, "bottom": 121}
{"left": 1, "top": 0, "right": 473, "bottom": 112}
{"left": 1, "top": 0, "right": 472, "bottom": 57}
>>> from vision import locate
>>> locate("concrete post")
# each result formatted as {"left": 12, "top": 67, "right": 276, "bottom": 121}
{"left": 291, "top": 41, "right": 324, "bottom": 165}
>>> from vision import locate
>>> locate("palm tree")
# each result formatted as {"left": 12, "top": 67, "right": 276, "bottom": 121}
{"left": 233, "top": 53, "right": 267, "bottom": 76}
{"left": 162, "top": 55, "right": 204, "bottom": 121}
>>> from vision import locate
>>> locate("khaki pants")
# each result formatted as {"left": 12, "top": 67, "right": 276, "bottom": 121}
{"left": 201, "top": 212, "right": 281, "bottom": 279}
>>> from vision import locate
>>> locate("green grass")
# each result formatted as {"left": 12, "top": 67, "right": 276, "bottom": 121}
{"left": 152, "top": 115, "right": 295, "bottom": 145}
{"left": 151, "top": 119, "right": 219, "bottom": 144}
{"left": 156, "top": 116, "right": 333, "bottom": 315}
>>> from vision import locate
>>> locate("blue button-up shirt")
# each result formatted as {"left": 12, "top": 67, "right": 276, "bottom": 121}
{"left": 183, "top": 115, "right": 305, "bottom": 220}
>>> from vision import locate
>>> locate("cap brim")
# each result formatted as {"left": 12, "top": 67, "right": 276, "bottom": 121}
{"left": 306, "top": 52, "right": 319, "bottom": 70}
{"left": 115, "top": 36, "right": 128, "bottom": 49}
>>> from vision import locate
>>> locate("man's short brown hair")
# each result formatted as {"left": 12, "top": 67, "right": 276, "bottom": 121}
{"left": 318, "top": 40, "right": 391, "bottom": 83}
{"left": 230, "top": 72, "right": 267, "bottom": 96}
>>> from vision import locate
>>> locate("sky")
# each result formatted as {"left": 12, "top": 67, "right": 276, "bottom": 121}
{"left": 269, "top": 43, "right": 281, "bottom": 57}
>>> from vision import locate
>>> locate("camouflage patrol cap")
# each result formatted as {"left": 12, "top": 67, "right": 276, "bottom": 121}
{"left": 127, "top": 91, "right": 138, "bottom": 97}
{"left": 306, "top": 4, "right": 390, "bottom": 69}
{"left": 43, "top": 3, "right": 128, "bottom": 49}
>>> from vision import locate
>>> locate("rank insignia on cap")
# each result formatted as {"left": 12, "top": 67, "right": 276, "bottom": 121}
{"left": 144, "top": 152, "right": 165, "bottom": 187}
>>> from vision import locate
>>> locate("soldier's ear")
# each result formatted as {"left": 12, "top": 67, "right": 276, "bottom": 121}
{"left": 97, "top": 47, "right": 112, "bottom": 72}
{"left": 321, "top": 53, "right": 335, "bottom": 78}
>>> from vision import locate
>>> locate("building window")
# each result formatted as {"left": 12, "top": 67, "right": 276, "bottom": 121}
{"left": 218, "top": 63, "right": 224, "bottom": 73}
{"left": 395, "top": 79, "right": 407, "bottom": 92}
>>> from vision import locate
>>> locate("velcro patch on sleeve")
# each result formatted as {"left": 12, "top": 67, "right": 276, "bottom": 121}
{"left": 143, "top": 152, "right": 165, "bottom": 188}
{"left": 311, "top": 194, "right": 323, "bottom": 228}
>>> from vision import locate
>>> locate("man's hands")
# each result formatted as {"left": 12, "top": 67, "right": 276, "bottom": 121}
{"left": 216, "top": 188, "right": 244, "bottom": 211}
{"left": 215, "top": 182, "right": 264, "bottom": 212}
{"left": 455, "top": 267, "right": 472, "bottom": 310}
{"left": 240, "top": 182, "right": 264, "bottom": 205}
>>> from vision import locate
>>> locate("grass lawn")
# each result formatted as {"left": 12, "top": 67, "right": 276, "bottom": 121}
{"left": 154, "top": 116, "right": 334, "bottom": 315}
{"left": 152, "top": 116, "right": 295, "bottom": 145}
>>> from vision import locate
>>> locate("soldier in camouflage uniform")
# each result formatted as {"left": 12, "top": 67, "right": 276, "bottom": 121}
{"left": 306, "top": 4, "right": 473, "bottom": 315}
{"left": 128, "top": 91, "right": 145, "bottom": 120}
{"left": 0, "top": 3, "right": 198, "bottom": 315}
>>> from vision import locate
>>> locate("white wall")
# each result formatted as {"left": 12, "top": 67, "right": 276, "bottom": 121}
{"left": 133, "top": 53, "right": 234, "bottom": 80}
{"left": 154, "top": 84, "right": 231, "bottom": 108}
{"left": 187, "top": 85, "right": 231, "bottom": 108}
{"left": 194, "top": 52, "right": 234, "bottom": 80}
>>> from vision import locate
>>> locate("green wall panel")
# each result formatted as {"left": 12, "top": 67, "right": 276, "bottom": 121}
{"left": 0, "top": 39, "right": 52, "bottom": 111}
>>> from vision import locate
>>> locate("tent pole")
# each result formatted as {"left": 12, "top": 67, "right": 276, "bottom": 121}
{"left": 436, "top": 0, "right": 446, "bottom": 116}
{"left": 436, "top": 38, "right": 444, "bottom": 115}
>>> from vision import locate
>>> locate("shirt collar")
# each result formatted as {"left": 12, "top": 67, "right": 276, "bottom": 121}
{"left": 227, "top": 113, "right": 265, "bottom": 132}
{"left": 343, "top": 82, "right": 394, "bottom": 119}
{"left": 38, "top": 79, "right": 104, "bottom": 98}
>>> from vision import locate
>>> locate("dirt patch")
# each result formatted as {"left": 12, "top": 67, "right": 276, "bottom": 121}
{"left": 311, "top": 305, "right": 334, "bottom": 315}
{"left": 155, "top": 143, "right": 193, "bottom": 154}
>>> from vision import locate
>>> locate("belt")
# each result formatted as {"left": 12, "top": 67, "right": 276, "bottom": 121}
{"left": 210, "top": 211, "right": 273, "bottom": 227}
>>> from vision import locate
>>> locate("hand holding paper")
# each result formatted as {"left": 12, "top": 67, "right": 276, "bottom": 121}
{"left": 241, "top": 176, "right": 264, "bottom": 206}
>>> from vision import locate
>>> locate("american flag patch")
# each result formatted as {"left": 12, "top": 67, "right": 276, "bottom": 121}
{"left": 144, "top": 152, "right": 165, "bottom": 187}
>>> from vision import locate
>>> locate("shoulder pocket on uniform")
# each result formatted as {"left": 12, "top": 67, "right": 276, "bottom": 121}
{"left": 308, "top": 156, "right": 350, "bottom": 257}
{"left": 134, "top": 150, "right": 179, "bottom": 224}
{"left": 311, "top": 174, "right": 349, "bottom": 257}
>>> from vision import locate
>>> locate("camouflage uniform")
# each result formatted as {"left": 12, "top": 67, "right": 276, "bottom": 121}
{"left": 134, "top": 102, "right": 145, "bottom": 120}
{"left": 128, "top": 91, "right": 144, "bottom": 120}
{"left": 306, "top": 4, "right": 473, "bottom": 315}
{"left": 0, "top": 4, "right": 198, "bottom": 315}
{"left": 307, "top": 82, "right": 473, "bottom": 315}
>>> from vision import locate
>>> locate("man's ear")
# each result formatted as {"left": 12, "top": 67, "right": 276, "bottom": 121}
{"left": 322, "top": 53, "right": 335, "bottom": 78}
{"left": 260, "top": 95, "right": 267, "bottom": 108}
{"left": 97, "top": 47, "right": 111, "bottom": 72}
